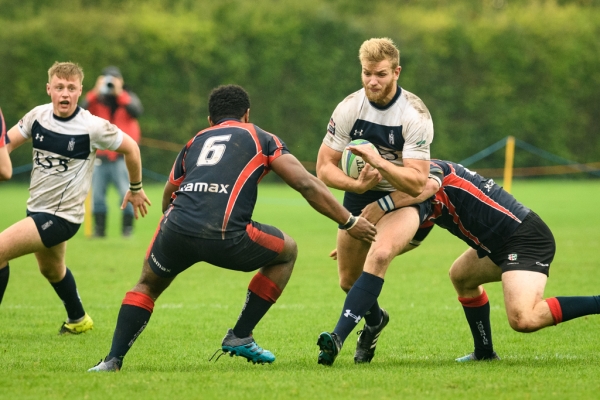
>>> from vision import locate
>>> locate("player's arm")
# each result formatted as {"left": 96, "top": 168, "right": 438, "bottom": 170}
{"left": 114, "top": 134, "right": 151, "bottom": 218}
{"left": 5, "top": 125, "right": 29, "bottom": 153}
{"left": 316, "top": 143, "right": 381, "bottom": 194}
{"left": 360, "top": 177, "right": 440, "bottom": 225}
{"left": 162, "top": 181, "right": 178, "bottom": 213}
{"left": 347, "top": 144, "right": 428, "bottom": 197}
{"left": 271, "top": 153, "right": 377, "bottom": 243}
{"left": 0, "top": 147, "right": 10, "bottom": 181}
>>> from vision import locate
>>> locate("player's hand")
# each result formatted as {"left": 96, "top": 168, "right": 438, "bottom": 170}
{"left": 349, "top": 144, "right": 383, "bottom": 169}
{"left": 122, "top": 189, "right": 152, "bottom": 219}
{"left": 346, "top": 216, "right": 377, "bottom": 243}
{"left": 360, "top": 200, "right": 386, "bottom": 225}
{"left": 329, "top": 248, "right": 338, "bottom": 260}
{"left": 355, "top": 164, "right": 381, "bottom": 193}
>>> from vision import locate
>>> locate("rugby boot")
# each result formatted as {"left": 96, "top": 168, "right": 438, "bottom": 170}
{"left": 354, "top": 308, "right": 389, "bottom": 363}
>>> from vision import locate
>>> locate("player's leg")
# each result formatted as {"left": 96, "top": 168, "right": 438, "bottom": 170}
{"left": 90, "top": 222, "right": 178, "bottom": 372}
{"left": 0, "top": 217, "right": 51, "bottom": 304}
{"left": 92, "top": 162, "right": 109, "bottom": 237}
{"left": 449, "top": 248, "right": 502, "bottom": 361}
{"left": 333, "top": 207, "right": 419, "bottom": 342}
{"left": 502, "top": 270, "right": 600, "bottom": 333}
{"left": 318, "top": 207, "right": 420, "bottom": 366}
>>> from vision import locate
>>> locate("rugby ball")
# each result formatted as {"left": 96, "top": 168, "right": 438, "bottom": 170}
{"left": 341, "top": 139, "right": 378, "bottom": 179}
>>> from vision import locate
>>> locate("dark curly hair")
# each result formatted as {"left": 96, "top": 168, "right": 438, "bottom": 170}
{"left": 208, "top": 85, "right": 250, "bottom": 124}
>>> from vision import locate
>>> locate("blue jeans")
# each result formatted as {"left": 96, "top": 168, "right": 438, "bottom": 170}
{"left": 92, "top": 157, "right": 133, "bottom": 216}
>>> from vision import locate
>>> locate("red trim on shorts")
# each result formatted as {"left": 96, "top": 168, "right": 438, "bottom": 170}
{"left": 145, "top": 216, "right": 164, "bottom": 259}
{"left": 245, "top": 223, "right": 285, "bottom": 253}
{"left": 458, "top": 290, "right": 489, "bottom": 307}
{"left": 248, "top": 272, "right": 282, "bottom": 303}
{"left": 122, "top": 291, "right": 155, "bottom": 313}
{"left": 546, "top": 297, "right": 563, "bottom": 325}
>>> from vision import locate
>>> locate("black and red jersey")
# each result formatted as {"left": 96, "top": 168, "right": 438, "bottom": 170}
{"left": 427, "top": 160, "right": 530, "bottom": 257}
{"left": 165, "top": 119, "right": 289, "bottom": 239}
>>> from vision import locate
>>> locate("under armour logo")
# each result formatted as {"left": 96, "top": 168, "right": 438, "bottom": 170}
{"left": 343, "top": 309, "right": 362, "bottom": 323}
{"left": 35, "top": 134, "right": 44, "bottom": 142}
{"left": 354, "top": 129, "right": 364, "bottom": 137}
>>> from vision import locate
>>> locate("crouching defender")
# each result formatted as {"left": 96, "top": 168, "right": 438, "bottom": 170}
{"left": 88, "top": 85, "right": 377, "bottom": 371}
{"left": 352, "top": 146, "right": 600, "bottom": 362}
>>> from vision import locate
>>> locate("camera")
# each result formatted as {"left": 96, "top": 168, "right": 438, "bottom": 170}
{"left": 100, "top": 76, "right": 116, "bottom": 95}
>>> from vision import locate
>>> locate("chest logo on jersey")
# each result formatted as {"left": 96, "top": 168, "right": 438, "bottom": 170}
{"left": 484, "top": 180, "right": 495, "bottom": 192}
{"left": 388, "top": 131, "right": 395, "bottom": 145}
{"left": 68, "top": 138, "right": 76, "bottom": 152}
{"left": 353, "top": 129, "right": 364, "bottom": 137}
{"left": 35, "top": 133, "right": 44, "bottom": 142}
{"left": 180, "top": 182, "right": 229, "bottom": 194}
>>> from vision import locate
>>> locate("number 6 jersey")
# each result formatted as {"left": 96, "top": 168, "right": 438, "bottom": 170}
{"left": 17, "top": 103, "right": 124, "bottom": 223}
{"left": 165, "top": 119, "right": 289, "bottom": 240}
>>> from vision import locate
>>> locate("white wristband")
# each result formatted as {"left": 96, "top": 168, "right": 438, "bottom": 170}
{"left": 377, "top": 195, "right": 395, "bottom": 212}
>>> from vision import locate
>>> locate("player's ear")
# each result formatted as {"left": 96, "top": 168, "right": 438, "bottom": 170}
{"left": 242, "top": 109, "right": 250, "bottom": 123}
{"left": 208, "top": 116, "right": 214, "bottom": 126}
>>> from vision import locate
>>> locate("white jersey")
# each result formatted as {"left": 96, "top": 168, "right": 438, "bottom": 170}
{"left": 323, "top": 86, "right": 434, "bottom": 191}
{"left": 17, "top": 103, "right": 124, "bottom": 223}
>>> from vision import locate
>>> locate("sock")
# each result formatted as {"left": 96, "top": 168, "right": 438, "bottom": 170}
{"left": 459, "top": 290, "right": 494, "bottom": 359}
{"left": 0, "top": 264, "right": 9, "bottom": 304}
{"left": 363, "top": 301, "right": 383, "bottom": 327}
{"left": 546, "top": 296, "right": 600, "bottom": 324}
{"left": 233, "top": 272, "right": 282, "bottom": 338}
{"left": 108, "top": 291, "right": 155, "bottom": 360}
{"left": 333, "top": 272, "right": 384, "bottom": 343}
{"left": 50, "top": 268, "right": 85, "bottom": 321}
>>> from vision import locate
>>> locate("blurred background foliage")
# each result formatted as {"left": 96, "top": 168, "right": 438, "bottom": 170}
{"left": 1, "top": 0, "right": 599, "bottom": 179}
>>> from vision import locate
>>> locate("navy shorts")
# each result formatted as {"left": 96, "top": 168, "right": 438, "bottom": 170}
{"left": 342, "top": 190, "right": 432, "bottom": 228}
{"left": 27, "top": 210, "right": 81, "bottom": 248}
{"left": 487, "top": 211, "right": 556, "bottom": 276}
{"left": 147, "top": 219, "right": 285, "bottom": 278}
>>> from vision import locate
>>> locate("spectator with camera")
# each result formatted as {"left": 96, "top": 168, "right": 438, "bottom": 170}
{"left": 81, "top": 66, "right": 144, "bottom": 237}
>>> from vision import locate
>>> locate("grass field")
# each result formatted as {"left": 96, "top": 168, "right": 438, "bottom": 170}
{"left": 1, "top": 180, "right": 600, "bottom": 399}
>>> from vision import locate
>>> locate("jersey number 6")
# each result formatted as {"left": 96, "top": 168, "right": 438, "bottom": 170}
{"left": 196, "top": 134, "right": 232, "bottom": 166}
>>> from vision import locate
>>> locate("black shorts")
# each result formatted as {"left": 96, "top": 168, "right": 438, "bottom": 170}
{"left": 27, "top": 210, "right": 81, "bottom": 248}
{"left": 488, "top": 211, "right": 556, "bottom": 276}
{"left": 341, "top": 190, "right": 432, "bottom": 229}
{"left": 411, "top": 221, "right": 435, "bottom": 246}
{"left": 147, "top": 219, "right": 285, "bottom": 278}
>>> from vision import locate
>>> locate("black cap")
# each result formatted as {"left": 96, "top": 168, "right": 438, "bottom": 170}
{"left": 101, "top": 66, "right": 122, "bottom": 79}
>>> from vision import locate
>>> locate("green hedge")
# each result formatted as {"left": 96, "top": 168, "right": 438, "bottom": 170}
{"left": 1, "top": 0, "right": 599, "bottom": 178}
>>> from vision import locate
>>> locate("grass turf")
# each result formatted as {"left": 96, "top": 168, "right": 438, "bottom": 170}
{"left": 1, "top": 180, "right": 600, "bottom": 399}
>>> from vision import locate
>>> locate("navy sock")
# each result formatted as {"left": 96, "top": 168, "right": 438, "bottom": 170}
{"left": 50, "top": 268, "right": 85, "bottom": 321}
{"left": 363, "top": 301, "right": 383, "bottom": 327}
{"left": 333, "top": 272, "right": 384, "bottom": 343}
{"left": 233, "top": 290, "right": 273, "bottom": 338}
{"left": 459, "top": 291, "right": 494, "bottom": 359}
{"left": 108, "top": 304, "right": 152, "bottom": 360}
{"left": 556, "top": 296, "right": 600, "bottom": 323}
{"left": 0, "top": 264, "right": 9, "bottom": 304}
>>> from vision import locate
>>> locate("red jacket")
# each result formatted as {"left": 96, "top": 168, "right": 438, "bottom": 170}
{"left": 84, "top": 90, "right": 141, "bottom": 161}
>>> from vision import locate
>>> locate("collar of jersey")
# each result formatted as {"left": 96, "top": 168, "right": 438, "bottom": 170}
{"left": 53, "top": 106, "right": 81, "bottom": 122}
{"left": 215, "top": 118, "right": 242, "bottom": 125}
{"left": 368, "top": 85, "right": 402, "bottom": 111}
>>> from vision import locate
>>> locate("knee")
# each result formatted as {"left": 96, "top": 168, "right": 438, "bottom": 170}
{"left": 507, "top": 312, "right": 540, "bottom": 333}
{"left": 367, "top": 248, "right": 393, "bottom": 269}
{"left": 339, "top": 278, "right": 353, "bottom": 293}
{"left": 39, "top": 264, "right": 65, "bottom": 282}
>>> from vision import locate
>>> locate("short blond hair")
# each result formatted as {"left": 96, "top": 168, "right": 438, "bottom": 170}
{"left": 47, "top": 61, "right": 84, "bottom": 83}
{"left": 359, "top": 38, "right": 400, "bottom": 69}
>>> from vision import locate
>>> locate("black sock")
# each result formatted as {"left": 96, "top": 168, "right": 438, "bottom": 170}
{"left": 108, "top": 304, "right": 152, "bottom": 360}
{"left": 460, "top": 293, "right": 494, "bottom": 359}
{"left": 333, "top": 272, "right": 384, "bottom": 343}
{"left": 0, "top": 264, "right": 9, "bottom": 304}
{"left": 363, "top": 301, "right": 382, "bottom": 327}
{"left": 233, "top": 290, "right": 273, "bottom": 338}
{"left": 556, "top": 296, "right": 600, "bottom": 322}
{"left": 50, "top": 268, "right": 85, "bottom": 321}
